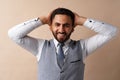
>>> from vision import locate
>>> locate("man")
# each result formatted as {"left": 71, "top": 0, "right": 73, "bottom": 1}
{"left": 8, "top": 8, "right": 117, "bottom": 80}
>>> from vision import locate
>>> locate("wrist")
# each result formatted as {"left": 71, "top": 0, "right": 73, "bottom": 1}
{"left": 78, "top": 16, "right": 87, "bottom": 25}
{"left": 39, "top": 16, "right": 47, "bottom": 24}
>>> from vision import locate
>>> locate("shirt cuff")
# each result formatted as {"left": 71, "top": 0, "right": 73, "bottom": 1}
{"left": 83, "top": 18, "right": 96, "bottom": 28}
{"left": 23, "top": 17, "right": 43, "bottom": 29}
{"left": 33, "top": 17, "right": 43, "bottom": 27}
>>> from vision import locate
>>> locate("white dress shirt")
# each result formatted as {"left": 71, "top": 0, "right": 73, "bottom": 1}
{"left": 8, "top": 18, "right": 117, "bottom": 63}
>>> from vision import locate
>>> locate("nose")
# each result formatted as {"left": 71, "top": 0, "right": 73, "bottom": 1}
{"left": 59, "top": 25, "right": 65, "bottom": 32}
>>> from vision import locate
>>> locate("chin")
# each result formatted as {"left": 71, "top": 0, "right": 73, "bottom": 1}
{"left": 57, "top": 40, "right": 65, "bottom": 43}
{"left": 57, "top": 38, "right": 68, "bottom": 43}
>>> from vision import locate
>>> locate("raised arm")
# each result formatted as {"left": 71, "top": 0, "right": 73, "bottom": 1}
{"left": 8, "top": 15, "right": 50, "bottom": 56}
{"left": 74, "top": 13, "right": 117, "bottom": 60}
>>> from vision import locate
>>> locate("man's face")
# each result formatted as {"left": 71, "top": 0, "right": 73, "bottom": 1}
{"left": 50, "top": 14, "right": 74, "bottom": 43}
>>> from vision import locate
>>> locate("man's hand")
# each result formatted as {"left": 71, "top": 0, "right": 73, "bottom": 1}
{"left": 39, "top": 13, "right": 51, "bottom": 25}
{"left": 74, "top": 13, "right": 87, "bottom": 27}
{"left": 39, "top": 11, "right": 87, "bottom": 27}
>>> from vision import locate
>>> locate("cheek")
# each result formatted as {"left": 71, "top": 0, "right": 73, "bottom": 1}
{"left": 50, "top": 26, "right": 57, "bottom": 33}
{"left": 67, "top": 28, "right": 74, "bottom": 34}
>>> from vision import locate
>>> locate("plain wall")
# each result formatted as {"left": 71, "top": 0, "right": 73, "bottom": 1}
{"left": 1, "top": 0, "right": 120, "bottom": 80}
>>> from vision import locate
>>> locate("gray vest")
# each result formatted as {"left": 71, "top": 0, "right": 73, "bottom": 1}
{"left": 38, "top": 40, "right": 85, "bottom": 80}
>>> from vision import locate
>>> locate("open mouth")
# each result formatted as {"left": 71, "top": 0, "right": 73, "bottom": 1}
{"left": 58, "top": 33, "right": 65, "bottom": 37}
{"left": 57, "top": 33, "right": 66, "bottom": 37}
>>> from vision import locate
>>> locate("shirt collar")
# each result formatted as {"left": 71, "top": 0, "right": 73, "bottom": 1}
{"left": 53, "top": 38, "right": 71, "bottom": 48}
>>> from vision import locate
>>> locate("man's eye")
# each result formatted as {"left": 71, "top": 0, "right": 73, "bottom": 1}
{"left": 55, "top": 23, "right": 60, "bottom": 27}
{"left": 64, "top": 24, "right": 70, "bottom": 27}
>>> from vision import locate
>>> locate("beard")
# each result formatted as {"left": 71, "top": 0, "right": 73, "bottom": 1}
{"left": 51, "top": 31, "right": 72, "bottom": 43}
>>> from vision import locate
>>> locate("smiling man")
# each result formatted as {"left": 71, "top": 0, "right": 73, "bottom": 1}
{"left": 50, "top": 14, "right": 74, "bottom": 42}
{"left": 8, "top": 8, "right": 117, "bottom": 80}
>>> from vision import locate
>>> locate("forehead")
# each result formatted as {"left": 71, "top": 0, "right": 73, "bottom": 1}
{"left": 52, "top": 14, "right": 72, "bottom": 24}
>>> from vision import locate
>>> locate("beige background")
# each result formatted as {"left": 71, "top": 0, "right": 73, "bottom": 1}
{"left": 1, "top": 0, "right": 120, "bottom": 80}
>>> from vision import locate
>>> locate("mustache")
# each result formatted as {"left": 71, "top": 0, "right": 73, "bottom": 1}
{"left": 57, "top": 32, "right": 66, "bottom": 35}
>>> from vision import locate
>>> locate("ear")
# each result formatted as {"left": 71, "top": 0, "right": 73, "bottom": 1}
{"left": 49, "top": 25, "right": 52, "bottom": 31}
{"left": 71, "top": 27, "right": 74, "bottom": 32}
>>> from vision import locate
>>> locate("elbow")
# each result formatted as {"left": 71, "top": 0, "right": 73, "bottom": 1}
{"left": 8, "top": 28, "right": 23, "bottom": 44}
{"left": 8, "top": 28, "right": 14, "bottom": 39}
{"left": 111, "top": 27, "right": 118, "bottom": 37}
{"left": 104, "top": 26, "right": 118, "bottom": 40}
{"left": 8, "top": 28, "right": 20, "bottom": 41}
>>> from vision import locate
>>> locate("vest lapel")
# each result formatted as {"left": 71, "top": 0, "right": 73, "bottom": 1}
{"left": 50, "top": 39, "right": 62, "bottom": 70}
{"left": 62, "top": 40, "right": 83, "bottom": 69}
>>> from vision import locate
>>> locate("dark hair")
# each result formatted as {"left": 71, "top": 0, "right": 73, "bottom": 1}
{"left": 50, "top": 8, "right": 75, "bottom": 26}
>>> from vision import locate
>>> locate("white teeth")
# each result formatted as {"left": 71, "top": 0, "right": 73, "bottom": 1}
{"left": 58, "top": 34, "right": 65, "bottom": 37}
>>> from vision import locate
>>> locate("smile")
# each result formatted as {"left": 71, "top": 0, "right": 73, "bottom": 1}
{"left": 58, "top": 33, "right": 66, "bottom": 37}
